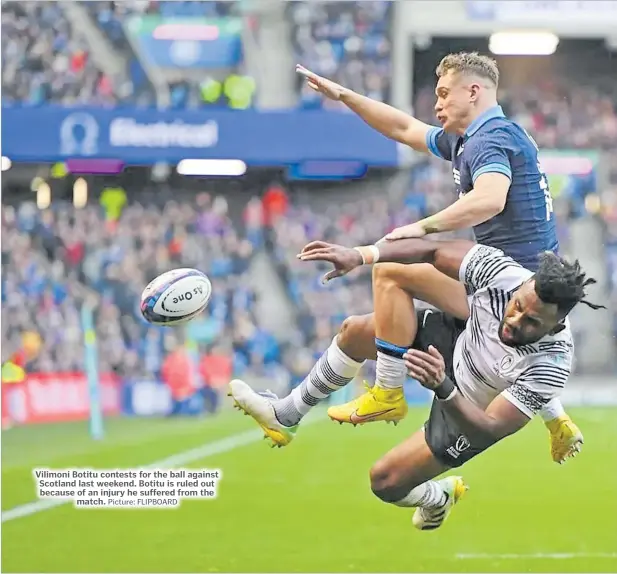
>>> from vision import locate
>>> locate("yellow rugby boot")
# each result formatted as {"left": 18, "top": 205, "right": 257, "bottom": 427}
{"left": 545, "top": 414, "right": 583, "bottom": 464}
{"left": 228, "top": 379, "right": 298, "bottom": 448}
{"left": 327, "top": 382, "right": 408, "bottom": 426}
{"left": 412, "top": 476, "right": 468, "bottom": 531}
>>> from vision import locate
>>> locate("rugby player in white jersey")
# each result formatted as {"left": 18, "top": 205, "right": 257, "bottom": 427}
{"left": 230, "top": 237, "right": 603, "bottom": 529}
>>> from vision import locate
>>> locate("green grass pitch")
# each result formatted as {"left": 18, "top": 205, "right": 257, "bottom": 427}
{"left": 2, "top": 407, "right": 617, "bottom": 573}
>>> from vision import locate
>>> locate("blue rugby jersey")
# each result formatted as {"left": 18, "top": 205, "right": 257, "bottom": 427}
{"left": 425, "top": 105, "right": 559, "bottom": 271}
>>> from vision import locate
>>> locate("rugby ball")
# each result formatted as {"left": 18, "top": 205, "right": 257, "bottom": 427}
{"left": 140, "top": 268, "right": 212, "bottom": 326}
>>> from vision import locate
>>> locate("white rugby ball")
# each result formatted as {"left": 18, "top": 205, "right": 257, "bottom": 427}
{"left": 140, "top": 268, "right": 212, "bottom": 326}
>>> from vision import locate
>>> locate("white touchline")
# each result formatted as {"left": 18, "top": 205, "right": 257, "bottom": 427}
{"left": 2, "top": 415, "right": 323, "bottom": 524}
{"left": 456, "top": 553, "right": 617, "bottom": 560}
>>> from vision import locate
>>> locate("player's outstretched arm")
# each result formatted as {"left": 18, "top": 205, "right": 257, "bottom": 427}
{"left": 297, "top": 238, "right": 476, "bottom": 283}
{"left": 404, "top": 346, "right": 530, "bottom": 442}
{"left": 296, "top": 65, "right": 434, "bottom": 153}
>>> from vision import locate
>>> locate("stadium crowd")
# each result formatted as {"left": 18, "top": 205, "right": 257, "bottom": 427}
{"left": 2, "top": 0, "right": 617, "bottom": 394}
{"left": 0, "top": 192, "right": 281, "bottom": 399}
{"left": 289, "top": 0, "right": 392, "bottom": 109}
{"left": 2, "top": 0, "right": 391, "bottom": 110}
{"left": 1, "top": 2, "right": 118, "bottom": 106}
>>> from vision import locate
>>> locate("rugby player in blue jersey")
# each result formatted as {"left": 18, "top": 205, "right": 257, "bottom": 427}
{"left": 229, "top": 52, "right": 582, "bottom": 464}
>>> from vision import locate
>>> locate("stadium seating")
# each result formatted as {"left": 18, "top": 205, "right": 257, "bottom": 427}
{"left": 3, "top": 1, "right": 391, "bottom": 109}
{"left": 1, "top": 2, "right": 117, "bottom": 105}
{"left": 289, "top": 0, "right": 392, "bottom": 109}
{"left": 1, "top": 192, "right": 281, "bottom": 383}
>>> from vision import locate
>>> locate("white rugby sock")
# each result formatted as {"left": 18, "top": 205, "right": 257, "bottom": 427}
{"left": 539, "top": 398, "right": 566, "bottom": 422}
{"left": 375, "top": 351, "right": 407, "bottom": 390}
{"left": 273, "top": 337, "right": 364, "bottom": 426}
{"left": 393, "top": 481, "right": 447, "bottom": 509}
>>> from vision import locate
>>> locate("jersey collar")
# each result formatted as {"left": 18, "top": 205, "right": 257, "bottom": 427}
{"left": 464, "top": 105, "right": 506, "bottom": 139}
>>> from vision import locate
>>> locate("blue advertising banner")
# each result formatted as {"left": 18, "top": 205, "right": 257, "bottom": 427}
{"left": 1, "top": 105, "right": 400, "bottom": 166}
{"left": 121, "top": 380, "right": 205, "bottom": 417}
{"left": 126, "top": 15, "right": 242, "bottom": 69}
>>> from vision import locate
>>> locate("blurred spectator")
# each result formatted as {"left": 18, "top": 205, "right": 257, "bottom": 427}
{"left": 289, "top": 1, "right": 392, "bottom": 109}
{"left": 262, "top": 184, "right": 289, "bottom": 226}
{"left": 161, "top": 335, "right": 196, "bottom": 416}
{"left": 199, "top": 343, "right": 232, "bottom": 413}
{"left": 1, "top": 2, "right": 123, "bottom": 105}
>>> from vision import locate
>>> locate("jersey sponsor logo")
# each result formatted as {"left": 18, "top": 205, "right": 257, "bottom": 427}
{"left": 446, "top": 434, "right": 471, "bottom": 459}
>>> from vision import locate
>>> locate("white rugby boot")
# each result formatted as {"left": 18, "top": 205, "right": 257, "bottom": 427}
{"left": 412, "top": 476, "right": 468, "bottom": 531}
{"left": 228, "top": 379, "right": 298, "bottom": 448}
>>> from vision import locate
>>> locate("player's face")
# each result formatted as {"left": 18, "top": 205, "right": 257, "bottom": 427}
{"left": 434, "top": 71, "right": 475, "bottom": 134}
{"left": 499, "top": 281, "right": 561, "bottom": 347}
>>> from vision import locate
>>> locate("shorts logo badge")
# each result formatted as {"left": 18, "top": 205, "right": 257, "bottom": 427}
{"left": 446, "top": 434, "right": 470, "bottom": 459}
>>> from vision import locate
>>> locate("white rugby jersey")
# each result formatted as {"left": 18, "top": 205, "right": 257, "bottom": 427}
{"left": 452, "top": 244, "right": 574, "bottom": 418}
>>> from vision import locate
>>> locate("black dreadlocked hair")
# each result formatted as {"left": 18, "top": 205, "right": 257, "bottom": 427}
{"left": 533, "top": 252, "right": 606, "bottom": 316}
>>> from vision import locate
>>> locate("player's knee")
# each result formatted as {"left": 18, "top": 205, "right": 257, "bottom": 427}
{"left": 369, "top": 460, "right": 405, "bottom": 503}
{"left": 372, "top": 262, "right": 397, "bottom": 285}
{"left": 372, "top": 262, "right": 411, "bottom": 294}
{"left": 338, "top": 315, "right": 373, "bottom": 359}
{"left": 337, "top": 317, "right": 356, "bottom": 352}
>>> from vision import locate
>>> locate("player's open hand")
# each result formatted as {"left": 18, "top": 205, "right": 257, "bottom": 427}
{"left": 296, "top": 65, "right": 345, "bottom": 101}
{"left": 297, "top": 241, "right": 363, "bottom": 284}
{"left": 384, "top": 222, "right": 427, "bottom": 241}
{"left": 403, "top": 346, "right": 446, "bottom": 390}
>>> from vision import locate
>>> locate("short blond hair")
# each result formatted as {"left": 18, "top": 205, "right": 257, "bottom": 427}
{"left": 436, "top": 51, "right": 499, "bottom": 87}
